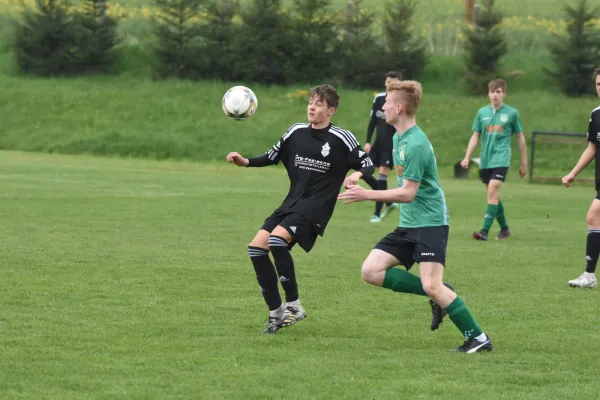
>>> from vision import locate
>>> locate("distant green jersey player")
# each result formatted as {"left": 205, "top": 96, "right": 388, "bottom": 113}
{"left": 460, "top": 79, "right": 528, "bottom": 241}
{"left": 339, "top": 81, "right": 492, "bottom": 353}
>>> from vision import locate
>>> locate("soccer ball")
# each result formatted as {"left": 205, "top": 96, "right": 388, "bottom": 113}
{"left": 222, "top": 86, "right": 258, "bottom": 120}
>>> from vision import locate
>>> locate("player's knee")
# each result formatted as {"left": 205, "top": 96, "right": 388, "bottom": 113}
{"left": 587, "top": 212, "right": 600, "bottom": 228}
{"left": 361, "top": 263, "right": 378, "bottom": 284}
{"left": 249, "top": 233, "right": 269, "bottom": 249}
{"left": 421, "top": 279, "right": 442, "bottom": 298}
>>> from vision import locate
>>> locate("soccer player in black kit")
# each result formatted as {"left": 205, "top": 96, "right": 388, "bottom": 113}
{"left": 563, "top": 67, "right": 600, "bottom": 288}
{"left": 363, "top": 71, "right": 403, "bottom": 223}
{"left": 226, "top": 85, "right": 375, "bottom": 333}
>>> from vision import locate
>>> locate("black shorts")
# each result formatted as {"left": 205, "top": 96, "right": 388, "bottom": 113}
{"left": 261, "top": 212, "right": 318, "bottom": 253}
{"left": 479, "top": 167, "right": 509, "bottom": 184}
{"left": 369, "top": 150, "right": 393, "bottom": 169}
{"left": 595, "top": 191, "right": 600, "bottom": 200}
{"left": 374, "top": 226, "right": 449, "bottom": 270}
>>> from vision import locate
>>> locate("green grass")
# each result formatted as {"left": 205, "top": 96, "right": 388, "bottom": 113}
{"left": 0, "top": 73, "right": 596, "bottom": 179}
{"left": 1, "top": 150, "right": 599, "bottom": 399}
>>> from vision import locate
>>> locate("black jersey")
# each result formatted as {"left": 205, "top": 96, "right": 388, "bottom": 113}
{"left": 249, "top": 122, "right": 373, "bottom": 234}
{"left": 586, "top": 105, "right": 600, "bottom": 189}
{"left": 366, "top": 92, "right": 396, "bottom": 152}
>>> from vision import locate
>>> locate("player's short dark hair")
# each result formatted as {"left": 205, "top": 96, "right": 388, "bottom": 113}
{"left": 385, "top": 71, "right": 403, "bottom": 80}
{"left": 309, "top": 84, "right": 340, "bottom": 109}
{"left": 593, "top": 67, "right": 600, "bottom": 79}
{"left": 488, "top": 78, "right": 507, "bottom": 93}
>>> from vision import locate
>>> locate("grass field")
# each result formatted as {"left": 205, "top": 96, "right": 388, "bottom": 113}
{"left": 1, "top": 150, "right": 599, "bottom": 399}
{"left": 0, "top": 74, "right": 597, "bottom": 180}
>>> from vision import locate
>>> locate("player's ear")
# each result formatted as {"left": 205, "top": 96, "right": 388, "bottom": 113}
{"left": 328, "top": 107, "right": 336, "bottom": 116}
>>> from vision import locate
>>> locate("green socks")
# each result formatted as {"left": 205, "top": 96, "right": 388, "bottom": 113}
{"left": 382, "top": 268, "right": 427, "bottom": 296}
{"left": 445, "top": 296, "right": 483, "bottom": 340}
{"left": 482, "top": 204, "right": 498, "bottom": 232}
{"left": 496, "top": 201, "right": 508, "bottom": 229}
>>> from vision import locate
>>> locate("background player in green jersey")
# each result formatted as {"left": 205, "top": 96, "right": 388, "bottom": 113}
{"left": 460, "top": 79, "right": 528, "bottom": 241}
{"left": 339, "top": 81, "right": 492, "bottom": 353}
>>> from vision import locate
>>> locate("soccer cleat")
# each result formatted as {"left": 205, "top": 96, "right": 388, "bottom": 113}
{"left": 261, "top": 316, "right": 281, "bottom": 334}
{"left": 380, "top": 203, "right": 399, "bottom": 219}
{"left": 450, "top": 336, "right": 493, "bottom": 353}
{"left": 369, "top": 215, "right": 381, "bottom": 223}
{"left": 568, "top": 272, "right": 597, "bottom": 288}
{"left": 473, "top": 230, "right": 488, "bottom": 241}
{"left": 275, "top": 306, "right": 307, "bottom": 329}
{"left": 429, "top": 282, "right": 455, "bottom": 331}
{"left": 496, "top": 228, "right": 511, "bottom": 240}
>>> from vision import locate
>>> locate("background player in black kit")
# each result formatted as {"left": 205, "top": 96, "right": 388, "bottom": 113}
{"left": 226, "top": 84, "right": 374, "bottom": 333}
{"left": 363, "top": 71, "right": 403, "bottom": 223}
{"left": 563, "top": 67, "right": 600, "bottom": 288}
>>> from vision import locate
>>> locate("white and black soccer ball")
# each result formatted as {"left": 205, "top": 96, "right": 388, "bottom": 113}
{"left": 222, "top": 86, "right": 258, "bottom": 120}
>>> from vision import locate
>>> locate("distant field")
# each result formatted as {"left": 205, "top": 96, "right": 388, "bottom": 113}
{"left": 0, "top": 73, "right": 596, "bottom": 178}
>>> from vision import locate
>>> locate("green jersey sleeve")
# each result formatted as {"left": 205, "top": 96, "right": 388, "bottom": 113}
{"left": 402, "top": 143, "right": 428, "bottom": 183}
{"left": 512, "top": 110, "right": 523, "bottom": 134}
{"left": 472, "top": 110, "right": 481, "bottom": 134}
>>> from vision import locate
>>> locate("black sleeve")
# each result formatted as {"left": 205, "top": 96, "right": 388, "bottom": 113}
{"left": 588, "top": 111, "right": 599, "bottom": 144}
{"left": 347, "top": 145, "right": 374, "bottom": 176}
{"left": 365, "top": 98, "right": 378, "bottom": 144}
{"left": 247, "top": 153, "right": 277, "bottom": 167}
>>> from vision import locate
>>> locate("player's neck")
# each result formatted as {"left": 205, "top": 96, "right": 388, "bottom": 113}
{"left": 490, "top": 102, "right": 503, "bottom": 111}
{"left": 311, "top": 120, "right": 330, "bottom": 130}
{"left": 393, "top": 119, "right": 417, "bottom": 136}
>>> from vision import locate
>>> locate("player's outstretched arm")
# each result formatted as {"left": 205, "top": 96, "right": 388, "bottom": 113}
{"left": 226, "top": 152, "right": 249, "bottom": 167}
{"left": 516, "top": 132, "right": 528, "bottom": 179}
{"left": 338, "top": 179, "right": 420, "bottom": 204}
{"left": 460, "top": 132, "right": 480, "bottom": 169}
{"left": 226, "top": 151, "right": 279, "bottom": 168}
{"left": 562, "top": 142, "right": 596, "bottom": 187}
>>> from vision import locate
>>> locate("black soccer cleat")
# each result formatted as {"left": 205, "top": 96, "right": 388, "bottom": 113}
{"left": 496, "top": 227, "right": 511, "bottom": 240}
{"left": 473, "top": 230, "right": 488, "bottom": 241}
{"left": 430, "top": 282, "right": 455, "bottom": 331}
{"left": 450, "top": 336, "right": 493, "bottom": 353}
{"left": 261, "top": 316, "right": 281, "bottom": 334}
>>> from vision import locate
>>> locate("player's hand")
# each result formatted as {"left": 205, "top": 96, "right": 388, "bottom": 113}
{"left": 562, "top": 173, "right": 575, "bottom": 188}
{"left": 344, "top": 172, "right": 362, "bottom": 188}
{"left": 519, "top": 163, "right": 527, "bottom": 179}
{"left": 460, "top": 158, "right": 469, "bottom": 169}
{"left": 226, "top": 152, "right": 249, "bottom": 167}
{"left": 364, "top": 143, "right": 372, "bottom": 153}
{"left": 338, "top": 185, "right": 368, "bottom": 204}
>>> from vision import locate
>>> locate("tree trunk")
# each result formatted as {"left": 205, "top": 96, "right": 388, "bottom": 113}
{"left": 465, "top": 0, "right": 475, "bottom": 25}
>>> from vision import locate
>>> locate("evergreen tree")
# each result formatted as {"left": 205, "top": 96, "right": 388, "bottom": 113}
{"left": 14, "top": 0, "right": 79, "bottom": 76}
{"left": 381, "top": 0, "right": 428, "bottom": 80}
{"left": 462, "top": 0, "right": 508, "bottom": 94}
{"left": 546, "top": 0, "right": 600, "bottom": 96}
{"left": 152, "top": 0, "right": 206, "bottom": 79}
{"left": 286, "top": 0, "right": 340, "bottom": 84}
{"left": 75, "top": 0, "right": 119, "bottom": 73}
{"left": 199, "top": 0, "right": 238, "bottom": 79}
{"left": 230, "top": 0, "right": 294, "bottom": 84}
